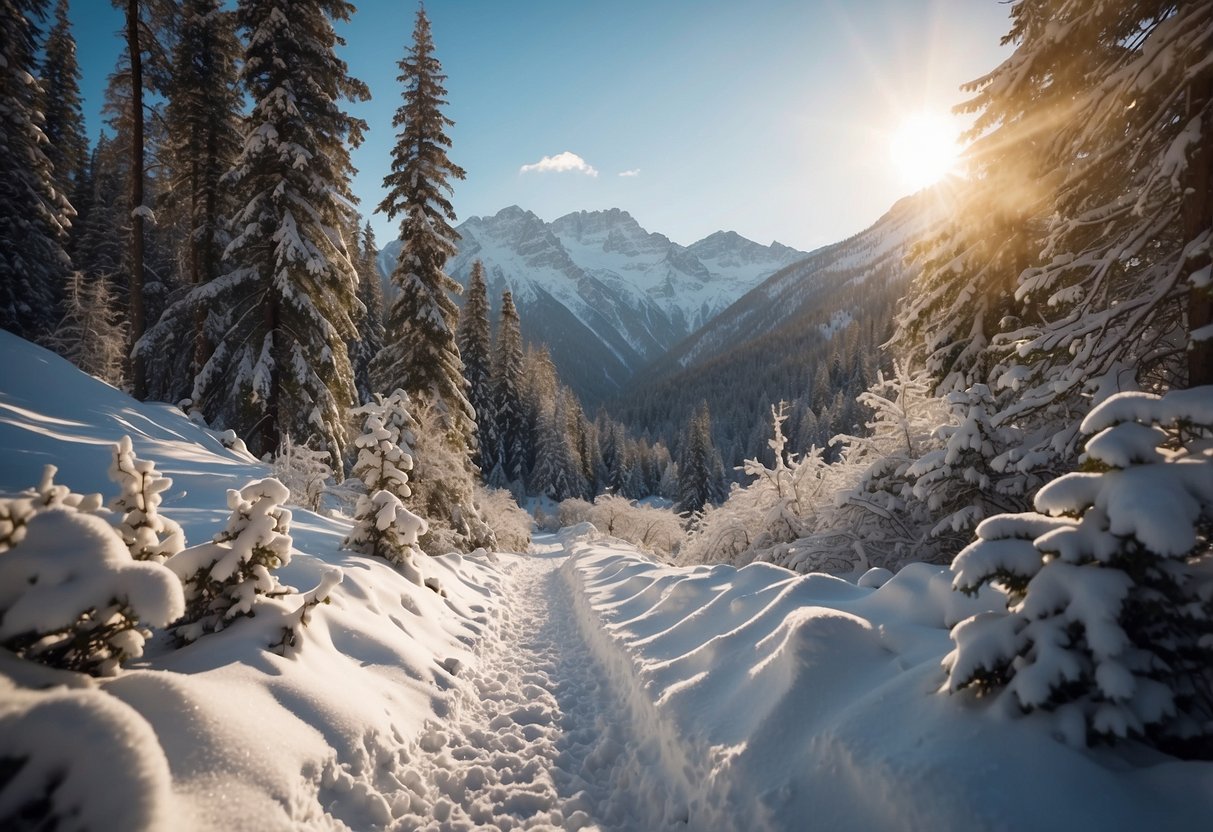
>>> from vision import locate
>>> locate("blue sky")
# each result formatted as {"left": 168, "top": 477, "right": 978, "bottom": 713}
{"left": 69, "top": 0, "right": 1011, "bottom": 252}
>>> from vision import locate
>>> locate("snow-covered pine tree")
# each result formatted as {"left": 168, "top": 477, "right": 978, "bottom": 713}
{"left": 826, "top": 366, "right": 948, "bottom": 567}
{"left": 73, "top": 137, "right": 126, "bottom": 284}
{"left": 138, "top": 0, "right": 242, "bottom": 404}
{"left": 906, "top": 383, "right": 1036, "bottom": 555}
{"left": 182, "top": 0, "right": 369, "bottom": 459}
{"left": 48, "top": 270, "right": 128, "bottom": 387}
{"left": 947, "top": 386, "right": 1213, "bottom": 758}
{"left": 101, "top": 0, "right": 182, "bottom": 385}
{"left": 0, "top": 0, "right": 73, "bottom": 341}
{"left": 109, "top": 435, "right": 185, "bottom": 562}
{"left": 269, "top": 433, "right": 334, "bottom": 512}
{"left": 371, "top": 6, "right": 473, "bottom": 451}
{"left": 997, "top": 2, "right": 1212, "bottom": 428}
{"left": 116, "top": 0, "right": 149, "bottom": 397}
{"left": 530, "top": 392, "right": 584, "bottom": 502}
{"left": 457, "top": 260, "right": 494, "bottom": 472}
{"left": 488, "top": 290, "right": 526, "bottom": 489}
{"left": 578, "top": 411, "right": 604, "bottom": 496}
{"left": 0, "top": 465, "right": 184, "bottom": 676}
{"left": 677, "top": 403, "right": 725, "bottom": 513}
{"left": 349, "top": 222, "right": 386, "bottom": 405}
{"left": 563, "top": 389, "right": 592, "bottom": 499}
{"left": 343, "top": 389, "right": 427, "bottom": 582}
{"left": 166, "top": 478, "right": 295, "bottom": 643}
{"left": 599, "top": 417, "right": 623, "bottom": 493}
{"left": 520, "top": 345, "right": 558, "bottom": 482}
{"left": 39, "top": 0, "right": 89, "bottom": 205}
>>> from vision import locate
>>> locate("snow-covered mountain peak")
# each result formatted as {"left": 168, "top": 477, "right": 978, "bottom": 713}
{"left": 380, "top": 206, "right": 807, "bottom": 403}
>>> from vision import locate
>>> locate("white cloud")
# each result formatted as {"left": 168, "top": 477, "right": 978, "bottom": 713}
{"left": 617, "top": 169, "right": 641, "bottom": 177}
{"left": 519, "top": 151, "right": 598, "bottom": 177}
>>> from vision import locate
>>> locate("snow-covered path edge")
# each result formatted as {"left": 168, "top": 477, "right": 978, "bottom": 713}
{"left": 558, "top": 557, "right": 699, "bottom": 824}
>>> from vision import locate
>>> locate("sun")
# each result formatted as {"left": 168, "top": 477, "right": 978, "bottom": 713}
{"left": 889, "top": 112, "right": 961, "bottom": 191}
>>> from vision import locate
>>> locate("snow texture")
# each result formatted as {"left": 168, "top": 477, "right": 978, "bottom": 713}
{"left": 3, "top": 333, "right": 1212, "bottom": 828}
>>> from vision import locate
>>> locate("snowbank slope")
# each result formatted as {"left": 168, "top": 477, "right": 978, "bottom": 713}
{"left": 564, "top": 540, "right": 1213, "bottom": 832}
{"left": 0, "top": 333, "right": 502, "bottom": 830}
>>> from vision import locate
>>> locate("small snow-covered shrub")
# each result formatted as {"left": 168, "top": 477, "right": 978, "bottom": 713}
{"left": 533, "top": 505, "right": 560, "bottom": 533}
{"left": 166, "top": 478, "right": 294, "bottom": 643}
{"left": 269, "top": 434, "right": 334, "bottom": 511}
{"left": 825, "top": 368, "right": 949, "bottom": 568}
{"left": 342, "top": 390, "right": 428, "bottom": 581}
{"left": 476, "top": 485, "right": 531, "bottom": 553}
{"left": 0, "top": 466, "right": 184, "bottom": 676}
{"left": 109, "top": 436, "right": 185, "bottom": 562}
{"left": 945, "top": 387, "right": 1213, "bottom": 757}
{"left": 346, "top": 490, "right": 427, "bottom": 585}
{"left": 587, "top": 495, "right": 684, "bottom": 559}
{"left": 556, "top": 498, "right": 593, "bottom": 529}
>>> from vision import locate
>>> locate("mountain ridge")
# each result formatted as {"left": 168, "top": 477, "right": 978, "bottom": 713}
{"left": 377, "top": 206, "right": 807, "bottom": 404}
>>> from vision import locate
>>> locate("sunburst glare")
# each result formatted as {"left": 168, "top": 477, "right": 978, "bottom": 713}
{"left": 889, "top": 112, "right": 961, "bottom": 191}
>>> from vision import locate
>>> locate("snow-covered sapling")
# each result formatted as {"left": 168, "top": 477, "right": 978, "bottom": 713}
{"left": 945, "top": 387, "right": 1213, "bottom": 757}
{"left": 268, "top": 433, "right": 334, "bottom": 512}
{"left": 109, "top": 436, "right": 185, "bottom": 562}
{"left": 0, "top": 466, "right": 185, "bottom": 676}
{"left": 269, "top": 568, "right": 342, "bottom": 658}
{"left": 166, "top": 478, "right": 294, "bottom": 643}
{"left": 343, "top": 390, "right": 428, "bottom": 583}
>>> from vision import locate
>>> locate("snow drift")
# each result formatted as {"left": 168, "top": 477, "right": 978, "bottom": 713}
{"left": 563, "top": 540, "right": 1213, "bottom": 832}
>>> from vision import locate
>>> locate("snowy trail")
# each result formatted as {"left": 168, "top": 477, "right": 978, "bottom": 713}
{"left": 392, "top": 538, "right": 657, "bottom": 832}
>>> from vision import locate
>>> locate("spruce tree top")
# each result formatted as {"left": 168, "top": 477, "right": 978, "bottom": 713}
{"left": 40, "top": 0, "right": 88, "bottom": 198}
{"left": 373, "top": 6, "right": 473, "bottom": 443}
{"left": 378, "top": 6, "right": 465, "bottom": 250}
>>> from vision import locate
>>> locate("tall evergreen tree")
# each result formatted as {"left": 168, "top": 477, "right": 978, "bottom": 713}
{"left": 119, "top": 0, "right": 148, "bottom": 397}
{"left": 350, "top": 222, "right": 386, "bottom": 405}
{"left": 489, "top": 290, "right": 526, "bottom": 488}
{"left": 74, "top": 137, "right": 125, "bottom": 284}
{"left": 520, "top": 345, "right": 558, "bottom": 486}
{"left": 180, "top": 0, "right": 369, "bottom": 458}
{"left": 371, "top": 6, "right": 471, "bottom": 449}
{"left": 457, "top": 260, "right": 493, "bottom": 470}
{"left": 39, "top": 0, "right": 88, "bottom": 205}
{"left": 530, "top": 390, "right": 585, "bottom": 501}
{"left": 678, "top": 402, "right": 725, "bottom": 513}
{"left": 1000, "top": 2, "right": 1213, "bottom": 399}
{"left": 138, "top": 0, "right": 242, "bottom": 403}
{"left": 0, "top": 0, "right": 72, "bottom": 340}
{"left": 99, "top": 0, "right": 179, "bottom": 394}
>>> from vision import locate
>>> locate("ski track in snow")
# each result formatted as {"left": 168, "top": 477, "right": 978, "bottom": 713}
{"left": 393, "top": 541, "right": 654, "bottom": 832}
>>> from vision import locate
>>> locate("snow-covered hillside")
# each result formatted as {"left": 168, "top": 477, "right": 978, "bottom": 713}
{"left": 671, "top": 190, "right": 944, "bottom": 371}
{"left": 378, "top": 207, "right": 805, "bottom": 403}
{"left": 3, "top": 335, "right": 1210, "bottom": 831}
{"left": 0, "top": 333, "right": 502, "bottom": 829}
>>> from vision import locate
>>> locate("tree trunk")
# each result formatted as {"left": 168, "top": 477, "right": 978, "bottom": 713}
{"left": 126, "top": 0, "right": 147, "bottom": 399}
{"left": 1185, "top": 50, "right": 1213, "bottom": 388}
{"left": 261, "top": 293, "right": 280, "bottom": 457}
{"left": 193, "top": 152, "right": 209, "bottom": 380}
